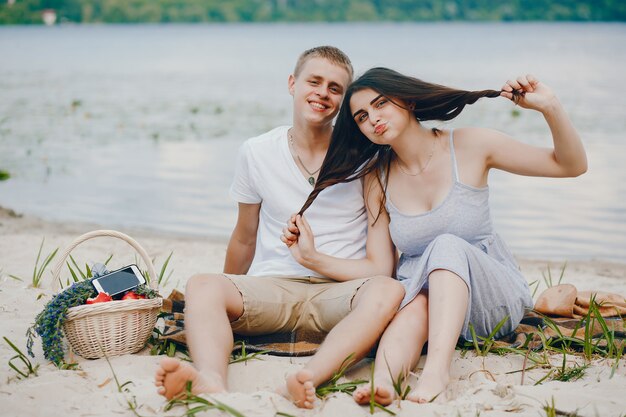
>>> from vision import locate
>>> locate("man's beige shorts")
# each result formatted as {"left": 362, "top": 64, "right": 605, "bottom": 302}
{"left": 223, "top": 274, "right": 371, "bottom": 335}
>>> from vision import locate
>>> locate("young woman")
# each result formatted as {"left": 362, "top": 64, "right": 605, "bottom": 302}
{"left": 282, "top": 67, "right": 587, "bottom": 405}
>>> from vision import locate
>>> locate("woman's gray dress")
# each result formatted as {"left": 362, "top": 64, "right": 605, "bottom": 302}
{"left": 389, "top": 130, "right": 533, "bottom": 340}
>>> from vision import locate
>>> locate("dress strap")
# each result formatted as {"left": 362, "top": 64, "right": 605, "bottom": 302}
{"left": 449, "top": 129, "right": 459, "bottom": 182}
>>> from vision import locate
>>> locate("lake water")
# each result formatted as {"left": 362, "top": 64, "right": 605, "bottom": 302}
{"left": 1, "top": 23, "right": 625, "bottom": 262}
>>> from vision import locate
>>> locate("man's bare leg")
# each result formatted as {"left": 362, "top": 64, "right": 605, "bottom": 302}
{"left": 284, "top": 276, "right": 405, "bottom": 409}
{"left": 407, "top": 269, "right": 468, "bottom": 403}
{"left": 352, "top": 291, "right": 429, "bottom": 406}
{"left": 154, "top": 273, "right": 244, "bottom": 399}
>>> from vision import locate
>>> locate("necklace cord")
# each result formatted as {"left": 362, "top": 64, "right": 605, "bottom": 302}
{"left": 288, "top": 129, "right": 322, "bottom": 178}
{"left": 395, "top": 136, "right": 437, "bottom": 176}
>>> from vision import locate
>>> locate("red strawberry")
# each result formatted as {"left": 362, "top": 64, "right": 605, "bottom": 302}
{"left": 85, "top": 292, "right": 113, "bottom": 304}
{"left": 121, "top": 291, "right": 146, "bottom": 300}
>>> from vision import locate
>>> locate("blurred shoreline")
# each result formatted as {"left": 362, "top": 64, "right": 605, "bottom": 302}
{"left": 2, "top": 204, "right": 624, "bottom": 280}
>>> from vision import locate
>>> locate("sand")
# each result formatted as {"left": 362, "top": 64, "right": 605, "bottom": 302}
{"left": 1, "top": 207, "right": 625, "bottom": 417}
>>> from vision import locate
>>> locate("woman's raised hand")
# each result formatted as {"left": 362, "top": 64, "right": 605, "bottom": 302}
{"left": 501, "top": 75, "right": 557, "bottom": 113}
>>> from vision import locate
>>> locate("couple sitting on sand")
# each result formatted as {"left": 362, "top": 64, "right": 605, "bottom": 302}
{"left": 154, "top": 45, "right": 587, "bottom": 408}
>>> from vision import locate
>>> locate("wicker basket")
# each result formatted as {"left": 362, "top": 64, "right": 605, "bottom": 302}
{"left": 51, "top": 230, "right": 163, "bottom": 359}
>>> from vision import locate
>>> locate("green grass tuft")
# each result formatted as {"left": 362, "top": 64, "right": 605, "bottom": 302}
{"left": 383, "top": 354, "right": 410, "bottom": 401}
{"left": 148, "top": 327, "right": 190, "bottom": 359}
{"left": 466, "top": 315, "right": 510, "bottom": 356}
{"left": 4, "top": 336, "right": 39, "bottom": 379}
{"left": 157, "top": 251, "right": 174, "bottom": 286}
{"left": 368, "top": 362, "right": 396, "bottom": 415}
{"left": 542, "top": 396, "right": 583, "bottom": 417}
{"left": 229, "top": 340, "right": 269, "bottom": 364}
{"left": 541, "top": 262, "right": 567, "bottom": 289}
{"left": 102, "top": 351, "right": 134, "bottom": 393}
{"left": 316, "top": 352, "right": 366, "bottom": 399}
{"left": 164, "top": 381, "right": 246, "bottom": 417}
{"left": 9, "top": 237, "right": 58, "bottom": 288}
{"left": 552, "top": 355, "right": 588, "bottom": 382}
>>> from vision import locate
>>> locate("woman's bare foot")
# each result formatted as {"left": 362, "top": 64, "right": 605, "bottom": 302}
{"left": 353, "top": 379, "right": 396, "bottom": 406}
{"left": 283, "top": 369, "right": 317, "bottom": 409}
{"left": 406, "top": 370, "right": 448, "bottom": 403}
{"left": 154, "top": 357, "right": 226, "bottom": 400}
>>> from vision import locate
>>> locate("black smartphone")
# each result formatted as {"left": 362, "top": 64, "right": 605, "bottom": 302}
{"left": 91, "top": 264, "right": 146, "bottom": 298}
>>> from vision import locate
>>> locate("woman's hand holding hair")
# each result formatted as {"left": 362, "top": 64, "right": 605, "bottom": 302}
{"left": 279, "top": 181, "right": 395, "bottom": 280}
{"left": 281, "top": 214, "right": 300, "bottom": 248}
{"left": 495, "top": 74, "right": 587, "bottom": 178}
{"left": 500, "top": 74, "right": 558, "bottom": 114}
{"left": 281, "top": 214, "right": 319, "bottom": 266}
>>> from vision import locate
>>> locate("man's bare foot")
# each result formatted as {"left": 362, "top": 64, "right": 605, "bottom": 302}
{"left": 154, "top": 357, "right": 226, "bottom": 400}
{"left": 283, "top": 369, "right": 317, "bottom": 409}
{"left": 353, "top": 379, "right": 395, "bottom": 406}
{"left": 406, "top": 371, "right": 448, "bottom": 403}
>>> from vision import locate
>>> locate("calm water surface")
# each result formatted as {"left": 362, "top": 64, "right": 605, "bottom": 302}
{"left": 0, "top": 23, "right": 625, "bottom": 262}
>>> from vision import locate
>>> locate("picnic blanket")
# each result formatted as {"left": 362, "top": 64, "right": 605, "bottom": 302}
{"left": 158, "top": 285, "right": 626, "bottom": 356}
{"left": 160, "top": 289, "right": 324, "bottom": 356}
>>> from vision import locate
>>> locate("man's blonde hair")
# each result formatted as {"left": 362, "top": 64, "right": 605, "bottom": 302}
{"left": 293, "top": 46, "right": 353, "bottom": 80}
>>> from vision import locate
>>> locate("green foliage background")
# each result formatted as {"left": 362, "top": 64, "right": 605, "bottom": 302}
{"left": 1, "top": 0, "right": 625, "bottom": 24}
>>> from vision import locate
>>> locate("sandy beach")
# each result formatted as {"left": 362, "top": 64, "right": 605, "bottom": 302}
{"left": 1, "top": 207, "right": 625, "bottom": 417}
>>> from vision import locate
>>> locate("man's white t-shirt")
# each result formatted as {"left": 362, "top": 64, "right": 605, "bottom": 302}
{"left": 229, "top": 126, "right": 367, "bottom": 277}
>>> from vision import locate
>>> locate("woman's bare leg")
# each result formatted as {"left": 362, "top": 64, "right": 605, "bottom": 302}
{"left": 353, "top": 291, "right": 429, "bottom": 406}
{"left": 407, "top": 269, "right": 468, "bottom": 403}
{"left": 284, "top": 277, "right": 405, "bottom": 409}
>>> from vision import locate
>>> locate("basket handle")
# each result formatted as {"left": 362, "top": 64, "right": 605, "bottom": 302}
{"left": 52, "top": 230, "right": 159, "bottom": 292}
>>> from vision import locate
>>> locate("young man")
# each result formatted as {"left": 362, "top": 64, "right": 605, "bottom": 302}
{"left": 154, "top": 46, "right": 404, "bottom": 409}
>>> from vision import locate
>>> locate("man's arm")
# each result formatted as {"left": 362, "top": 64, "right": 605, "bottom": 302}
{"left": 223, "top": 202, "right": 261, "bottom": 275}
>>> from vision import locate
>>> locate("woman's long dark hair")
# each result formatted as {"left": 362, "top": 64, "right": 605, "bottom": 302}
{"left": 298, "top": 67, "right": 501, "bottom": 221}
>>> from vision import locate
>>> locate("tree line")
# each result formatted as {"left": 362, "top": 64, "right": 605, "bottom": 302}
{"left": 1, "top": 0, "right": 625, "bottom": 24}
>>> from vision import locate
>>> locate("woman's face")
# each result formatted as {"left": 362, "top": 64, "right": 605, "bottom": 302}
{"left": 349, "top": 88, "right": 413, "bottom": 145}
